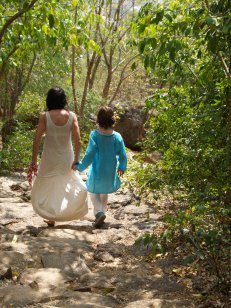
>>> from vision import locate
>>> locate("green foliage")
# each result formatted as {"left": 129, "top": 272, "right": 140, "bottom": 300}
{"left": 131, "top": 0, "right": 231, "bottom": 287}
{"left": 0, "top": 91, "right": 45, "bottom": 171}
{"left": 135, "top": 233, "right": 164, "bottom": 256}
{"left": 72, "top": 89, "right": 105, "bottom": 131}
{"left": 0, "top": 123, "right": 34, "bottom": 171}
{"left": 16, "top": 91, "right": 45, "bottom": 123}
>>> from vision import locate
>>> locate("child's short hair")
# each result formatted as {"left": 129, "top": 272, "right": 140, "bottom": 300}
{"left": 97, "top": 106, "right": 115, "bottom": 129}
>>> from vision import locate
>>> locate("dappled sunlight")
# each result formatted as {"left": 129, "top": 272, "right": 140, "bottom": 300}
{"left": 0, "top": 174, "right": 195, "bottom": 307}
{"left": 1, "top": 0, "right": 229, "bottom": 306}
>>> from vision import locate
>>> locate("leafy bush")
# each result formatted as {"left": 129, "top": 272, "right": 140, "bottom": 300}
{"left": 130, "top": 84, "right": 230, "bottom": 291}
{"left": 71, "top": 89, "right": 105, "bottom": 131}
{"left": 0, "top": 123, "right": 34, "bottom": 171}
{"left": 16, "top": 91, "right": 45, "bottom": 125}
{"left": 131, "top": 1, "right": 231, "bottom": 294}
{"left": 0, "top": 92, "right": 45, "bottom": 171}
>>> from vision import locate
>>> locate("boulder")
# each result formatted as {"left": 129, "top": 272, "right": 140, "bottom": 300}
{"left": 109, "top": 101, "right": 148, "bottom": 150}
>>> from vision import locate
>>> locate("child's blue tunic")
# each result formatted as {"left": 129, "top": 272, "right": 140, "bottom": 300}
{"left": 77, "top": 130, "right": 127, "bottom": 194}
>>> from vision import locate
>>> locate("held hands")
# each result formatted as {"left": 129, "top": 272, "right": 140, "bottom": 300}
{"left": 71, "top": 160, "right": 79, "bottom": 171}
{"left": 27, "top": 162, "right": 38, "bottom": 186}
{"left": 117, "top": 169, "right": 124, "bottom": 177}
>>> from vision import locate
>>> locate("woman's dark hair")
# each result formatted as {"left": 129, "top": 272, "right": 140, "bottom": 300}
{"left": 46, "top": 87, "right": 68, "bottom": 110}
{"left": 97, "top": 106, "right": 115, "bottom": 129}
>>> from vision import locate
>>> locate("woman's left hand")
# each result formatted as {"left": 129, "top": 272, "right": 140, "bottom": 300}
{"left": 27, "top": 162, "right": 38, "bottom": 186}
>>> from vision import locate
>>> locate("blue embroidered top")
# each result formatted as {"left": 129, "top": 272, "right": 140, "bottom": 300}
{"left": 77, "top": 130, "right": 127, "bottom": 194}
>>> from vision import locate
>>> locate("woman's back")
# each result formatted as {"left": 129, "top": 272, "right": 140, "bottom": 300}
{"left": 48, "top": 109, "right": 70, "bottom": 126}
{"left": 39, "top": 111, "right": 74, "bottom": 177}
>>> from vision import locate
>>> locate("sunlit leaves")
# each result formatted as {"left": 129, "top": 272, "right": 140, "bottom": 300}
{"left": 70, "top": 33, "right": 77, "bottom": 46}
{"left": 151, "top": 10, "right": 164, "bottom": 24}
{"left": 164, "top": 14, "right": 173, "bottom": 23}
{"left": 131, "top": 0, "right": 230, "bottom": 289}
{"left": 72, "top": 0, "right": 78, "bottom": 7}
{"left": 87, "top": 39, "right": 101, "bottom": 54}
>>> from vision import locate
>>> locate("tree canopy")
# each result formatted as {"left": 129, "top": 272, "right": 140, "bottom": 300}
{"left": 0, "top": 0, "right": 230, "bottom": 301}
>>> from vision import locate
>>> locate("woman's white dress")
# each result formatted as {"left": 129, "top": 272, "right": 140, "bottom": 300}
{"left": 31, "top": 111, "right": 88, "bottom": 221}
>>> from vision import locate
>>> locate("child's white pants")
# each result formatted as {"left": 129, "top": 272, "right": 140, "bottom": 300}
{"left": 89, "top": 193, "right": 108, "bottom": 216}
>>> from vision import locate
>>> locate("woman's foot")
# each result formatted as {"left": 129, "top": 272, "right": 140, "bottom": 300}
{"left": 43, "top": 220, "right": 55, "bottom": 227}
{"left": 94, "top": 212, "right": 106, "bottom": 228}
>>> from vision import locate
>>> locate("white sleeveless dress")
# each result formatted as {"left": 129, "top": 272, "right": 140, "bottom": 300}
{"left": 31, "top": 111, "right": 88, "bottom": 221}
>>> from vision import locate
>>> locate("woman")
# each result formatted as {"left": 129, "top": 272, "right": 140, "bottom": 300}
{"left": 28, "top": 87, "right": 88, "bottom": 226}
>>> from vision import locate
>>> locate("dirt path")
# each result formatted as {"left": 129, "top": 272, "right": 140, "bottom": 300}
{"left": 0, "top": 173, "right": 195, "bottom": 308}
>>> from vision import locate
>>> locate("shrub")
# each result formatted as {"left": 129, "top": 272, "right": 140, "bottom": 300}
{"left": 0, "top": 123, "right": 34, "bottom": 171}
{"left": 16, "top": 91, "right": 45, "bottom": 126}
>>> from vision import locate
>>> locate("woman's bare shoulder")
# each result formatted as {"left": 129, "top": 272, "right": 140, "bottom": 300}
{"left": 39, "top": 111, "right": 46, "bottom": 117}
{"left": 39, "top": 112, "right": 46, "bottom": 120}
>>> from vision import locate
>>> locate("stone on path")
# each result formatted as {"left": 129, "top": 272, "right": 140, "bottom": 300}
{"left": 0, "top": 285, "right": 119, "bottom": 307}
{"left": 79, "top": 271, "right": 116, "bottom": 289}
{"left": 39, "top": 227, "right": 95, "bottom": 242}
{"left": 108, "top": 192, "right": 133, "bottom": 207}
{"left": 124, "top": 299, "right": 195, "bottom": 308}
{"left": 123, "top": 204, "right": 154, "bottom": 216}
{"left": 41, "top": 253, "right": 92, "bottom": 278}
{"left": 0, "top": 251, "right": 29, "bottom": 274}
{"left": 19, "top": 268, "right": 67, "bottom": 291}
{"left": 93, "top": 250, "right": 114, "bottom": 262}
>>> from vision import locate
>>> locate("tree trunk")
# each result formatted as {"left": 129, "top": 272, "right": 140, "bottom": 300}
{"left": 0, "top": 46, "right": 18, "bottom": 80}
{"left": 226, "top": 83, "right": 231, "bottom": 206}
{"left": 88, "top": 55, "right": 101, "bottom": 90}
{"left": 80, "top": 51, "right": 99, "bottom": 117}
{"left": 71, "top": 6, "right": 78, "bottom": 114}
{"left": 79, "top": 68, "right": 91, "bottom": 117}
{"left": 102, "top": 66, "right": 112, "bottom": 99}
{"left": 4, "top": 74, "right": 9, "bottom": 119}
{"left": 71, "top": 45, "right": 78, "bottom": 114}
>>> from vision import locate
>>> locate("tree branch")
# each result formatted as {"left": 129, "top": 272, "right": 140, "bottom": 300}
{"left": 0, "top": 45, "right": 19, "bottom": 79}
{"left": 21, "top": 52, "right": 37, "bottom": 91}
{"left": 218, "top": 51, "right": 231, "bottom": 79}
{"left": 204, "top": 0, "right": 210, "bottom": 10}
{"left": 109, "top": 54, "right": 140, "bottom": 104}
{"left": 0, "top": 0, "right": 39, "bottom": 45}
{"left": 89, "top": 55, "right": 101, "bottom": 90}
{"left": 71, "top": 5, "right": 79, "bottom": 114}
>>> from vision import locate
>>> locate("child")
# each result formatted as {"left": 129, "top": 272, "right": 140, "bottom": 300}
{"left": 76, "top": 106, "right": 127, "bottom": 227}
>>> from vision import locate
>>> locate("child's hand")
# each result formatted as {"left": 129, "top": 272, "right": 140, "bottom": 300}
{"left": 117, "top": 169, "right": 124, "bottom": 177}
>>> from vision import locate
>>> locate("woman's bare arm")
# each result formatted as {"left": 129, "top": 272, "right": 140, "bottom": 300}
{"left": 31, "top": 112, "right": 46, "bottom": 164}
{"left": 71, "top": 113, "right": 81, "bottom": 170}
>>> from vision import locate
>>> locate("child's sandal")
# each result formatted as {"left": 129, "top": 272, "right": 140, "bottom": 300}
{"left": 94, "top": 212, "right": 106, "bottom": 228}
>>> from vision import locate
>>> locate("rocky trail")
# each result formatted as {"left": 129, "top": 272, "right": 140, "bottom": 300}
{"left": 0, "top": 173, "right": 195, "bottom": 308}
